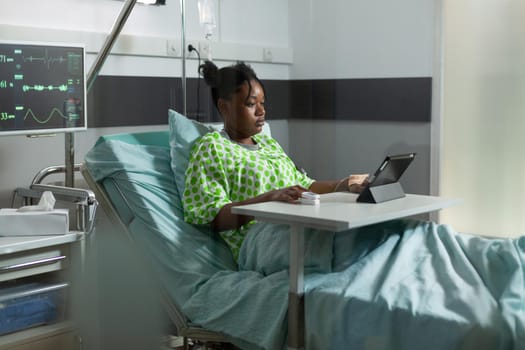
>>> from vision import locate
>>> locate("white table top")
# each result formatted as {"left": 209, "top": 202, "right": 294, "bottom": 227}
{"left": 232, "top": 193, "right": 461, "bottom": 231}
{"left": 0, "top": 232, "right": 82, "bottom": 255}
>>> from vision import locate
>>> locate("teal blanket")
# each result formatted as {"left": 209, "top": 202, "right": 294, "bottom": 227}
{"left": 85, "top": 140, "right": 525, "bottom": 350}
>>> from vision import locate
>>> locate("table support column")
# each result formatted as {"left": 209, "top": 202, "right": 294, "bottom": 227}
{"left": 288, "top": 224, "right": 305, "bottom": 350}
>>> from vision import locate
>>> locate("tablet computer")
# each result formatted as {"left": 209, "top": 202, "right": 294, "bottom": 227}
{"left": 367, "top": 153, "right": 416, "bottom": 187}
{"left": 357, "top": 153, "right": 416, "bottom": 203}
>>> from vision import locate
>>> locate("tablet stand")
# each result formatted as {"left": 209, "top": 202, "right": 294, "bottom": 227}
{"left": 356, "top": 182, "right": 406, "bottom": 203}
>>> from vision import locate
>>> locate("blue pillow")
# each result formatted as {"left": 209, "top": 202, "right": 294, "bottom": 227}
{"left": 168, "top": 109, "right": 216, "bottom": 197}
{"left": 168, "top": 109, "right": 272, "bottom": 197}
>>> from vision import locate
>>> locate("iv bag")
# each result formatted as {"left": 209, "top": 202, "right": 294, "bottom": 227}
{"left": 198, "top": 0, "right": 217, "bottom": 38}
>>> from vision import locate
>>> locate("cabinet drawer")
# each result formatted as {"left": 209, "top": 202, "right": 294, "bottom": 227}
{"left": 0, "top": 246, "right": 69, "bottom": 282}
{"left": 5, "top": 331, "right": 78, "bottom": 350}
{"left": 0, "top": 322, "right": 77, "bottom": 350}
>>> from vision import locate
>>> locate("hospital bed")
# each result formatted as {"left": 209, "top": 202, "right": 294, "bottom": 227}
{"left": 80, "top": 131, "right": 234, "bottom": 349}
{"left": 81, "top": 110, "right": 525, "bottom": 350}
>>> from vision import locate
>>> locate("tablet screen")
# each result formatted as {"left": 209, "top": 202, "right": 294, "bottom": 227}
{"left": 368, "top": 153, "right": 416, "bottom": 187}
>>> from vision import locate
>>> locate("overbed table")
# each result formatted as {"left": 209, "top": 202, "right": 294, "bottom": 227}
{"left": 232, "top": 192, "right": 461, "bottom": 350}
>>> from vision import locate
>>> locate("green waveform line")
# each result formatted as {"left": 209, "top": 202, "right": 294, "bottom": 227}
{"left": 23, "top": 107, "right": 70, "bottom": 124}
{"left": 23, "top": 49, "right": 67, "bottom": 70}
{"left": 22, "top": 84, "right": 68, "bottom": 92}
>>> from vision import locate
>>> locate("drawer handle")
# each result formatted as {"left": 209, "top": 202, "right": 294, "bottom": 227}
{"left": 0, "top": 255, "right": 67, "bottom": 273}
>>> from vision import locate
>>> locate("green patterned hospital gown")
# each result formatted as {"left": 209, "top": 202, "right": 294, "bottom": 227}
{"left": 183, "top": 130, "right": 314, "bottom": 259}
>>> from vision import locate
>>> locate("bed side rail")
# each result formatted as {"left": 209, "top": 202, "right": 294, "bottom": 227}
{"left": 12, "top": 182, "right": 97, "bottom": 235}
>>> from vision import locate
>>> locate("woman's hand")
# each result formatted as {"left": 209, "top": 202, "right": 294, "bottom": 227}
{"left": 334, "top": 174, "right": 369, "bottom": 193}
{"left": 212, "top": 185, "right": 308, "bottom": 232}
{"left": 260, "top": 185, "right": 308, "bottom": 203}
{"left": 347, "top": 174, "right": 369, "bottom": 193}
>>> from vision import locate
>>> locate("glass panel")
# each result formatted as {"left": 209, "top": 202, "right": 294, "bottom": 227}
{"left": 441, "top": 0, "right": 525, "bottom": 237}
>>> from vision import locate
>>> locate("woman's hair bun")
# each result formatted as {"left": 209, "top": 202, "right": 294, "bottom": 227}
{"left": 199, "top": 60, "right": 219, "bottom": 88}
{"left": 198, "top": 60, "right": 264, "bottom": 109}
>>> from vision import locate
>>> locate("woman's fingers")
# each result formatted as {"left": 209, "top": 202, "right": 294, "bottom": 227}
{"left": 348, "top": 174, "right": 369, "bottom": 186}
{"left": 348, "top": 174, "right": 369, "bottom": 193}
{"left": 263, "top": 186, "right": 309, "bottom": 203}
{"left": 277, "top": 186, "right": 305, "bottom": 202}
{"left": 285, "top": 187, "right": 301, "bottom": 201}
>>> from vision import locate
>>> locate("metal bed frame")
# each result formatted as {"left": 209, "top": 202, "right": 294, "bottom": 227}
{"left": 80, "top": 160, "right": 234, "bottom": 350}
{"left": 12, "top": 164, "right": 97, "bottom": 236}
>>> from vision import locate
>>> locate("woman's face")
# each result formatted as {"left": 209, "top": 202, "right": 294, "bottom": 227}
{"left": 219, "top": 80, "right": 265, "bottom": 143}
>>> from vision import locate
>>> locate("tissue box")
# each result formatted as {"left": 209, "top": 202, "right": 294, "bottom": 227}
{"left": 0, "top": 209, "right": 69, "bottom": 236}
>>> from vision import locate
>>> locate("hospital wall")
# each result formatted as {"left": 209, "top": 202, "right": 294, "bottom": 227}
{"left": 287, "top": 0, "right": 435, "bottom": 193}
{"left": 0, "top": 0, "right": 435, "bottom": 210}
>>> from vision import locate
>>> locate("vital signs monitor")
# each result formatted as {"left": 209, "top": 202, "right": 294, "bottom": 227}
{"left": 0, "top": 40, "right": 86, "bottom": 136}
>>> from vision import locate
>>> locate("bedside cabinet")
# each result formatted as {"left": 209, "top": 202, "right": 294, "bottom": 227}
{"left": 0, "top": 233, "right": 83, "bottom": 350}
{"left": 0, "top": 184, "right": 96, "bottom": 350}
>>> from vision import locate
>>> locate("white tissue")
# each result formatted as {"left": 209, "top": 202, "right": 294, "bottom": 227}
{"left": 17, "top": 191, "right": 56, "bottom": 212}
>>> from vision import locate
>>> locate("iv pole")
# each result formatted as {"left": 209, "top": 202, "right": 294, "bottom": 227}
{"left": 180, "top": 0, "right": 187, "bottom": 116}
{"left": 65, "top": 0, "right": 185, "bottom": 187}
{"left": 65, "top": 0, "right": 139, "bottom": 187}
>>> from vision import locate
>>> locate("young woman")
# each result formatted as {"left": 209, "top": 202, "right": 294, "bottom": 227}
{"left": 182, "top": 60, "right": 367, "bottom": 258}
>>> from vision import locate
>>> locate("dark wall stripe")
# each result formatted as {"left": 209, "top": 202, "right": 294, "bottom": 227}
{"left": 88, "top": 76, "right": 177, "bottom": 128}
{"left": 87, "top": 76, "right": 431, "bottom": 128}
{"left": 286, "top": 78, "right": 431, "bottom": 121}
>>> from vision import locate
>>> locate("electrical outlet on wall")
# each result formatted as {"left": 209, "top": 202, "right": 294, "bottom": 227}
{"left": 186, "top": 41, "right": 199, "bottom": 58}
{"left": 166, "top": 39, "right": 179, "bottom": 57}
{"left": 263, "top": 48, "right": 273, "bottom": 62}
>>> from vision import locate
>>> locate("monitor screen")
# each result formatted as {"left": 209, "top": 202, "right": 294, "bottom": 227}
{"left": 0, "top": 40, "right": 86, "bottom": 136}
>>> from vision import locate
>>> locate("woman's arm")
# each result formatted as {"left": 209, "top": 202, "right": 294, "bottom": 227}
{"left": 211, "top": 175, "right": 369, "bottom": 231}
{"left": 308, "top": 180, "right": 340, "bottom": 194}
{"left": 309, "top": 174, "right": 369, "bottom": 194}
{"left": 211, "top": 185, "right": 307, "bottom": 232}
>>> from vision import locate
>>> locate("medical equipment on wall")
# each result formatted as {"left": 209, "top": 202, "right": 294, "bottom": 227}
{"left": 0, "top": 41, "right": 87, "bottom": 137}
